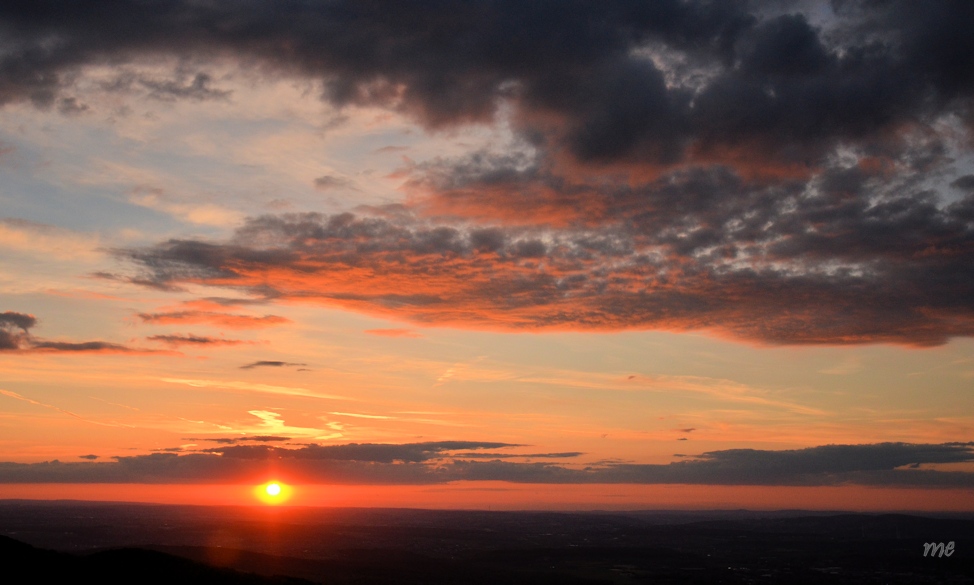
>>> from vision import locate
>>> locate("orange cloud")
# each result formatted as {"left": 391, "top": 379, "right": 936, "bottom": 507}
{"left": 118, "top": 208, "right": 974, "bottom": 347}
{"left": 146, "top": 334, "right": 248, "bottom": 347}
{"left": 138, "top": 311, "right": 289, "bottom": 329}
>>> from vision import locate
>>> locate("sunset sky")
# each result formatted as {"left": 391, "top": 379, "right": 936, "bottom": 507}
{"left": 1, "top": 0, "right": 973, "bottom": 510}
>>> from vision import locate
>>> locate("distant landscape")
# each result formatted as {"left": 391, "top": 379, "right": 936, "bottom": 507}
{"left": 2, "top": 501, "right": 972, "bottom": 584}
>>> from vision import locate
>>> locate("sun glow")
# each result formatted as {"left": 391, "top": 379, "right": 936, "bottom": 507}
{"left": 254, "top": 480, "right": 292, "bottom": 505}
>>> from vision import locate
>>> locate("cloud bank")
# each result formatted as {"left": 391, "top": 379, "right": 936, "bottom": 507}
{"left": 0, "top": 441, "right": 971, "bottom": 487}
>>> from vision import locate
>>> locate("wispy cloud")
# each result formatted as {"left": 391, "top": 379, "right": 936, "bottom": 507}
{"left": 0, "top": 389, "right": 132, "bottom": 428}
{"left": 147, "top": 334, "right": 246, "bottom": 347}
{"left": 138, "top": 311, "right": 289, "bottom": 329}
{"left": 160, "top": 377, "right": 349, "bottom": 400}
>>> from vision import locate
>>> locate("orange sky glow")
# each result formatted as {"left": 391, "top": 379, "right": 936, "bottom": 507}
{"left": 0, "top": 482, "right": 971, "bottom": 512}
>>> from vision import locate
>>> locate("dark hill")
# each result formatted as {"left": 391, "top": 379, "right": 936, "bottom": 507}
{"left": 0, "top": 535, "right": 311, "bottom": 584}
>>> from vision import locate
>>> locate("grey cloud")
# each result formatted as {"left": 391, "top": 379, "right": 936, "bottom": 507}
{"left": 106, "top": 70, "right": 231, "bottom": 102}
{"left": 147, "top": 334, "right": 243, "bottom": 346}
{"left": 239, "top": 360, "right": 306, "bottom": 369}
{"left": 0, "top": 311, "right": 35, "bottom": 350}
{"left": 450, "top": 452, "right": 584, "bottom": 459}
{"left": 0, "top": 2, "right": 970, "bottom": 166}
{"left": 206, "top": 441, "right": 519, "bottom": 464}
{"left": 0, "top": 311, "right": 37, "bottom": 331}
{"left": 0, "top": 310, "right": 156, "bottom": 353}
{"left": 183, "top": 435, "right": 291, "bottom": 444}
{"left": 1, "top": 442, "right": 970, "bottom": 487}
{"left": 313, "top": 175, "right": 354, "bottom": 191}
{"left": 952, "top": 175, "right": 974, "bottom": 191}
{"left": 30, "top": 341, "right": 136, "bottom": 352}
{"left": 56, "top": 96, "right": 88, "bottom": 115}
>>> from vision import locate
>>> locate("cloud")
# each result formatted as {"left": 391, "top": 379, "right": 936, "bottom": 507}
{"left": 450, "top": 452, "right": 584, "bottom": 459}
{"left": 239, "top": 360, "right": 306, "bottom": 369}
{"left": 1, "top": 310, "right": 166, "bottom": 354}
{"left": 160, "top": 377, "right": 349, "bottom": 401}
{"left": 137, "top": 311, "right": 289, "bottom": 329}
{"left": 146, "top": 334, "right": 245, "bottom": 347}
{"left": 182, "top": 435, "right": 291, "bottom": 444}
{"left": 0, "top": 311, "right": 35, "bottom": 350}
{"left": 313, "top": 175, "right": 355, "bottom": 191}
{"left": 119, "top": 204, "right": 974, "bottom": 346}
{"left": 103, "top": 70, "right": 231, "bottom": 102}
{"left": 0, "top": 389, "right": 131, "bottom": 427}
{"left": 1, "top": 2, "right": 971, "bottom": 163}
{"left": 205, "top": 441, "right": 518, "bottom": 463}
{"left": 78, "top": 454, "right": 99, "bottom": 460}
{"left": 0, "top": 441, "right": 971, "bottom": 487}
{"left": 4, "top": 3, "right": 973, "bottom": 346}
{"left": 30, "top": 341, "right": 144, "bottom": 353}
{"left": 373, "top": 145, "right": 409, "bottom": 154}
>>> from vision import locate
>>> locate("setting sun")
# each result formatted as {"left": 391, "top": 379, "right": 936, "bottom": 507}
{"left": 255, "top": 481, "right": 292, "bottom": 505}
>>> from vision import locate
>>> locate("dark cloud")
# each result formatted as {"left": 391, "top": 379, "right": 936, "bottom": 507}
{"left": 146, "top": 334, "right": 244, "bottom": 347}
{"left": 0, "top": 1, "right": 970, "bottom": 164}
{"left": 205, "top": 441, "right": 519, "bottom": 464}
{"left": 136, "top": 310, "right": 289, "bottom": 329}
{"left": 313, "top": 175, "right": 354, "bottom": 191}
{"left": 0, "top": 310, "right": 161, "bottom": 354}
{"left": 450, "top": 452, "right": 584, "bottom": 459}
{"left": 31, "top": 341, "right": 138, "bottom": 352}
{"left": 102, "top": 70, "right": 230, "bottom": 102}
{"left": 239, "top": 360, "right": 306, "bottom": 369}
{"left": 0, "top": 311, "right": 35, "bottom": 350}
{"left": 77, "top": 454, "right": 99, "bottom": 460}
{"left": 0, "top": 441, "right": 970, "bottom": 487}
{"left": 0, "top": 311, "right": 36, "bottom": 331}
{"left": 183, "top": 435, "right": 291, "bottom": 444}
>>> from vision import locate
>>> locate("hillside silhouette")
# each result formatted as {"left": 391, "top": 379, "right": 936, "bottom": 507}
{"left": 0, "top": 535, "right": 311, "bottom": 584}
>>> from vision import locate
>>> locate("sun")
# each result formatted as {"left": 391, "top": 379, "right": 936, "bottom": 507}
{"left": 254, "top": 480, "right": 292, "bottom": 505}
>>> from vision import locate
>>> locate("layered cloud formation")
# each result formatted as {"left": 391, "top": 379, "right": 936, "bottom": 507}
{"left": 1, "top": 441, "right": 971, "bottom": 487}
{"left": 3, "top": 1, "right": 974, "bottom": 345}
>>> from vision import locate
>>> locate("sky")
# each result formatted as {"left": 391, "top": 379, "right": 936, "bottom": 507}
{"left": 1, "top": 0, "right": 973, "bottom": 510}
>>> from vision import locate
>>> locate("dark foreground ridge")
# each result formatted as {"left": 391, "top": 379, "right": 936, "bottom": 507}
{"left": 1, "top": 502, "right": 973, "bottom": 584}
{"left": 0, "top": 535, "right": 311, "bottom": 584}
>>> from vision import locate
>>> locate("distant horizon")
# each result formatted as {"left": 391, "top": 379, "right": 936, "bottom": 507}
{"left": 1, "top": 481, "right": 972, "bottom": 512}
